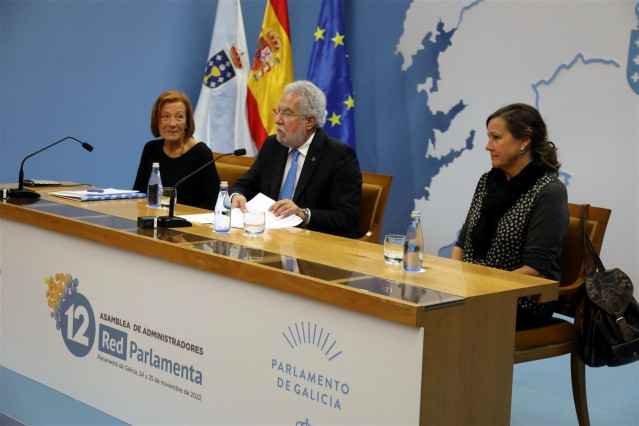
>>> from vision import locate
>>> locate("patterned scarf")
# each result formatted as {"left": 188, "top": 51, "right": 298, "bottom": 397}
{"left": 470, "top": 160, "right": 547, "bottom": 259}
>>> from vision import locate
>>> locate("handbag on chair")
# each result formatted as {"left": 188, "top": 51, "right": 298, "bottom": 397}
{"left": 579, "top": 204, "right": 639, "bottom": 367}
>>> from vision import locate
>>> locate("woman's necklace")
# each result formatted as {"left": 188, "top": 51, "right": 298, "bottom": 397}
{"left": 164, "top": 139, "right": 189, "bottom": 186}
{"left": 164, "top": 140, "right": 187, "bottom": 158}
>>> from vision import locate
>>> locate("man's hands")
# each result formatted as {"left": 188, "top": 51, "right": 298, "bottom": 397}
{"left": 231, "top": 194, "right": 248, "bottom": 211}
{"left": 269, "top": 199, "right": 305, "bottom": 220}
{"left": 231, "top": 195, "right": 307, "bottom": 221}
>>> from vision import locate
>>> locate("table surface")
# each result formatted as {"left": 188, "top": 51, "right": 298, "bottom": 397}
{"left": 0, "top": 184, "right": 558, "bottom": 328}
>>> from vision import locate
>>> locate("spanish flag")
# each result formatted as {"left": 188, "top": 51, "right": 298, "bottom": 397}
{"left": 247, "top": 0, "right": 294, "bottom": 149}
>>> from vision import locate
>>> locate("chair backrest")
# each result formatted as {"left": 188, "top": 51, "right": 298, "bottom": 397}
{"left": 216, "top": 162, "right": 249, "bottom": 188}
{"left": 358, "top": 172, "right": 392, "bottom": 243}
{"left": 556, "top": 203, "right": 611, "bottom": 316}
{"left": 213, "top": 152, "right": 255, "bottom": 188}
{"left": 213, "top": 152, "right": 256, "bottom": 168}
{"left": 358, "top": 183, "right": 382, "bottom": 240}
{"left": 212, "top": 153, "right": 393, "bottom": 242}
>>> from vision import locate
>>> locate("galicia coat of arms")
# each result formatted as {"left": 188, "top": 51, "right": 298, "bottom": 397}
{"left": 203, "top": 46, "right": 244, "bottom": 89}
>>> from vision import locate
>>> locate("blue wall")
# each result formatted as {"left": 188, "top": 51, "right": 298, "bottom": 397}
{"left": 1, "top": 0, "right": 417, "bottom": 228}
{"left": 0, "top": 0, "right": 409, "bottom": 229}
{"left": 0, "top": 0, "right": 324, "bottom": 188}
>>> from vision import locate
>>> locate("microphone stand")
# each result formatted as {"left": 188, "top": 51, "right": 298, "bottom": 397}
{"left": 9, "top": 136, "right": 94, "bottom": 199}
{"left": 157, "top": 149, "right": 246, "bottom": 228}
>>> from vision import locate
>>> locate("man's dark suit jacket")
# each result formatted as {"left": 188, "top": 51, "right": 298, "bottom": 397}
{"left": 231, "top": 128, "right": 362, "bottom": 238}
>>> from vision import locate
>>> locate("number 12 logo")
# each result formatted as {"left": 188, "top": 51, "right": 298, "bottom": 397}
{"left": 59, "top": 293, "right": 96, "bottom": 357}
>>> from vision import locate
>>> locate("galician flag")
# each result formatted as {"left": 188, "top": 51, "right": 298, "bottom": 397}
{"left": 306, "top": 0, "right": 356, "bottom": 150}
{"left": 193, "top": 0, "right": 256, "bottom": 156}
{"left": 247, "top": 0, "right": 294, "bottom": 149}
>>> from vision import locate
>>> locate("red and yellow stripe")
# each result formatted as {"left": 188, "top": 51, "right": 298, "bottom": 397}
{"left": 247, "top": 0, "right": 294, "bottom": 149}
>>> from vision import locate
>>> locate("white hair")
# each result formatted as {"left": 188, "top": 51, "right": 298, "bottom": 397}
{"left": 284, "top": 80, "right": 327, "bottom": 128}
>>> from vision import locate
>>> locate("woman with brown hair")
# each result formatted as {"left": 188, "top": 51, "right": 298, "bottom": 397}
{"left": 451, "top": 103, "right": 569, "bottom": 330}
{"left": 133, "top": 91, "right": 219, "bottom": 209}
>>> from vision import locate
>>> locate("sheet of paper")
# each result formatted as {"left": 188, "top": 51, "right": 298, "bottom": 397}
{"left": 229, "top": 208, "right": 303, "bottom": 229}
{"left": 236, "top": 193, "right": 303, "bottom": 229}
{"left": 178, "top": 213, "right": 215, "bottom": 224}
{"left": 179, "top": 193, "right": 302, "bottom": 229}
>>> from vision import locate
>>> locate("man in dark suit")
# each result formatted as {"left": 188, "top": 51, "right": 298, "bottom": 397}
{"left": 231, "top": 81, "right": 362, "bottom": 238}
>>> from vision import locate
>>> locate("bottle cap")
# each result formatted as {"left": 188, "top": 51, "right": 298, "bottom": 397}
{"left": 220, "top": 181, "right": 228, "bottom": 188}
{"left": 411, "top": 210, "right": 420, "bottom": 217}
{"left": 152, "top": 162, "right": 160, "bottom": 168}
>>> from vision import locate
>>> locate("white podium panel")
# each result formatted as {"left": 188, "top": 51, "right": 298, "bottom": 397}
{"left": 1, "top": 218, "right": 424, "bottom": 425}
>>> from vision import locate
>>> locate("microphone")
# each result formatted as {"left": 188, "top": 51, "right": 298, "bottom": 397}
{"left": 8, "top": 136, "right": 95, "bottom": 199}
{"left": 157, "top": 148, "right": 247, "bottom": 228}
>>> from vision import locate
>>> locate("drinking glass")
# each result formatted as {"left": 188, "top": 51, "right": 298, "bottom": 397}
{"left": 383, "top": 234, "right": 405, "bottom": 265}
{"left": 243, "top": 211, "right": 265, "bottom": 237}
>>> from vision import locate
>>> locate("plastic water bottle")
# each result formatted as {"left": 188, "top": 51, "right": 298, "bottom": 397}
{"left": 147, "top": 162, "right": 163, "bottom": 208}
{"left": 214, "top": 181, "right": 231, "bottom": 233}
{"left": 403, "top": 211, "right": 424, "bottom": 272}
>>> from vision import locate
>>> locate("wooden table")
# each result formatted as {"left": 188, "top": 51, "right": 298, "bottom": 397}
{"left": 0, "top": 186, "right": 557, "bottom": 425}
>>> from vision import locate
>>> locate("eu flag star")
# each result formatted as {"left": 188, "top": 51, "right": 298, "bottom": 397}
{"left": 328, "top": 112, "right": 342, "bottom": 127}
{"left": 331, "top": 32, "right": 345, "bottom": 48}
{"left": 344, "top": 95, "right": 354, "bottom": 110}
{"left": 314, "top": 27, "right": 326, "bottom": 41}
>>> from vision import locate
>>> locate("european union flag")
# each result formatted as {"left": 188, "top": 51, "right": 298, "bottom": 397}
{"left": 306, "top": 0, "right": 356, "bottom": 150}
